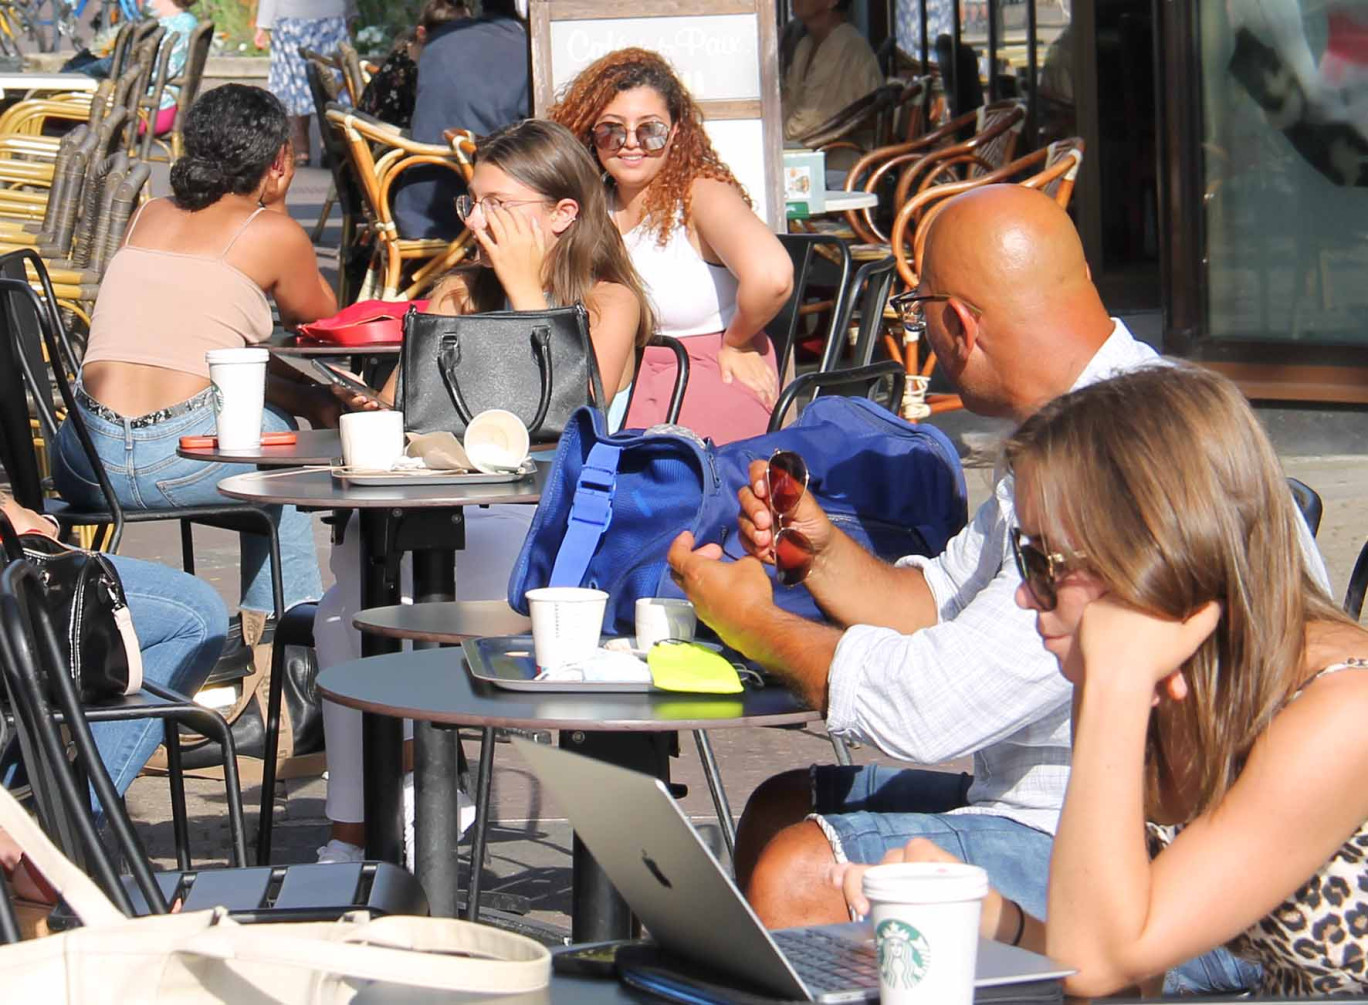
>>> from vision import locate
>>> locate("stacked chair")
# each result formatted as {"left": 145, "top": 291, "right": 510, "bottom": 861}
{"left": 137, "top": 20, "right": 215, "bottom": 161}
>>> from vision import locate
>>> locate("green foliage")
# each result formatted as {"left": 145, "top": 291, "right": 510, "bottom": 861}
{"left": 189, "top": 0, "right": 263, "bottom": 54}
{"left": 185, "top": 0, "right": 425, "bottom": 56}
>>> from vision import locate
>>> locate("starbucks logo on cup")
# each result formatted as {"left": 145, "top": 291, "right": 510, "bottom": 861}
{"left": 876, "top": 918, "right": 930, "bottom": 989}
{"left": 210, "top": 382, "right": 224, "bottom": 415}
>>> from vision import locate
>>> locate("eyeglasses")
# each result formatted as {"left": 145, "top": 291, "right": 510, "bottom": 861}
{"left": 1010, "top": 528, "right": 1083, "bottom": 612}
{"left": 590, "top": 120, "right": 671, "bottom": 154}
{"left": 454, "top": 195, "right": 548, "bottom": 223}
{"left": 767, "top": 450, "right": 815, "bottom": 587}
{"left": 889, "top": 291, "right": 984, "bottom": 337}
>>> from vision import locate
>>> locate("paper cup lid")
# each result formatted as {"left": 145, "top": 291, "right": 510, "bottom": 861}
{"left": 861, "top": 862, "right": 988, "bottom": 904}
{"left": 526, "top": 587, "right": 609, "bottom": 604}
{"left": 206, "top": 347, "right": 269, "bottom": 364}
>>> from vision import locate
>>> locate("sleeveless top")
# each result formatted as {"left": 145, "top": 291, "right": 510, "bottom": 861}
{"left": 618, "top": 207, "right": 738, "bottom": 338}
{"left": 82, "top": 202, "right": 275, "bottom": 380}
{"left": 1147, "top": 658, "right": 1368, "bottom": 995}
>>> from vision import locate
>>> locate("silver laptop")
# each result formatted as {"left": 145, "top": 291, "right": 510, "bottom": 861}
{"left": 512, "top": 738, "right": 1073, "bottom": 1003}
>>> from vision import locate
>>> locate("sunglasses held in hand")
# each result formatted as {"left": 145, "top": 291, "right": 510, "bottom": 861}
{"left": 767, "top": 450, "right": 815, "bottom": 587}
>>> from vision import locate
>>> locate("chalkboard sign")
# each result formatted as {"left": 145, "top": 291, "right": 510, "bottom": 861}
{"left": 529, "top": 0, "right": 783, "bottom": 228}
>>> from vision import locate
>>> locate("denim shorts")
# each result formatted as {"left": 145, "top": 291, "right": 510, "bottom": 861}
{"left": 810, "top": 763, "right": 1053, "bottom": 919}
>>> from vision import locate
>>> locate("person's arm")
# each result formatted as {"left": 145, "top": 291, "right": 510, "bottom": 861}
{"left": 1042, "top": 600, "right": 1368, "bottom": 996}
{"left": 583, "top": 281, "right": 639, "bottom": 399}
{"left": 0, "top": 491, "right": 58, "bottom": 538}
{"left": 266, "top": 218, "right": 338, "bottom": 327}
{"left": 688, "top": 178, "right": 793, "bottom": 409}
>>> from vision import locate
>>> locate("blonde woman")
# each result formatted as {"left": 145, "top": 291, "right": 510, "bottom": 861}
{"left": 838, "top": 365, "right": 1368, "bottom": 998}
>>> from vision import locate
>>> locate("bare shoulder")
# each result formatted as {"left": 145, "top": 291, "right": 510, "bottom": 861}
{"left": 586, "top": 280, "right": 636, "bottom": 314}
{"left": 689, "top": 177, "right": 749, "bottom": 215}
{"left": 1269, "top": 623, "right": 1368, "bottom": 751}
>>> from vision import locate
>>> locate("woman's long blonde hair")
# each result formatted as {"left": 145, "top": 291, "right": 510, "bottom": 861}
{"left": 1003, "top": 363, "right": 1351, "bottom": 821}
{"left": 456, "top": 118, "right": 654, "bottom": 347}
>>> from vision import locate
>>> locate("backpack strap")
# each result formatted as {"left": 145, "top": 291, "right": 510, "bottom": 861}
{"left": 548, "top": 441, "right": 622, "bottom": 588}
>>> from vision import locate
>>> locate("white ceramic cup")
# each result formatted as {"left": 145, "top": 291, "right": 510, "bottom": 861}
{"left": 862, "top": 862, "right": 988, "bottom": 1005}
{"left": 205, "top": 347, "right": 269, "bottom": 450}
{"left": 526, "top": 587, "right": 608, "bottom": 668}
{"left": 339, "top": 410, "right": 406, "bottom": 471}
{"left": 635, "top": 598, "right": 697, "bottom": 651}
{"left": 464, "top": 408, "right": 530, "bottom": 474}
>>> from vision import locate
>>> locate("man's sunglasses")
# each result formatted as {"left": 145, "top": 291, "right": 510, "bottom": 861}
{"left": 888, "top": 291, "right": 984, "bottom": 335}
{"left": 1010, "top": 528, "right": 1082, "bottom": 612}
{"left": 591, "top": 120, "right": 671, "bottom": 154}
{"left": 767, "top": 450, "right": 814, "bottom": 587}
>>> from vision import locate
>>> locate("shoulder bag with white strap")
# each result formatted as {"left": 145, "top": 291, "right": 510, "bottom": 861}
{"left": 0, "top": 785, "right": 550, "bottom": 1003}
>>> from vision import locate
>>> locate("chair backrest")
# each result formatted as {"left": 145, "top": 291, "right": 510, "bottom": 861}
{"left": 336, "top": 41, "right": 368, "bottom": 105}
{"left": 105, "top": 20, "right": 137, "bottom": 81}
{"left": 894, "top": 75, "right": 931, "bottom": 144}
{"left": 798, "top": 82, "right": 900, "bottom": 150}
{"left": 0, "top": 560, "right": 160, "bottom": 915}
{"left": 1288, "top": 477, "right": 1323, "bottom": 538}
{"left": 174, "top": 21, "right": 215, "bottom": 117}
{"left": 36, "top": 125, "right": 91, "bottom": 241}
{"left": 0, "top": 282, "right": 48, "bottom": 512}
{"left": 767, "top": 360, "right": 906, "bottom": 432}
{"left": 770, "top": 233, "right": 853, "bottom": 380}
{"left": 624, "top": 334, "right": 690, "bottom": 425}
{"left": 69, "top": 151, "right": 128, "bottom": 271}
{"left": 822, "top": 255, "right": 898, "bottom": 371}
{"left": 306, "top": 61, "right": 363, "bottom": 221}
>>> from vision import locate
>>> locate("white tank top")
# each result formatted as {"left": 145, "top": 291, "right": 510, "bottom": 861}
{"left": 621, "top": 215, "right": 739, "bottom": 338}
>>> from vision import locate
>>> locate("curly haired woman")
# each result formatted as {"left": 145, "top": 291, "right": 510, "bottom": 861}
{"left": 552, "top": 47, "right": 793, "bottom": 444}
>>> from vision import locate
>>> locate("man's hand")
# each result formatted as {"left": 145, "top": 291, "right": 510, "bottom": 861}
{"left": 666, "top": 531, "right": 774, "bottom": 652}
{"left": 737, "top": 458, "right": 834, "bottom": 565}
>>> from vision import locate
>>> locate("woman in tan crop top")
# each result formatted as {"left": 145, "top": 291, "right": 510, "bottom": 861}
{"left": 833, "top": 367, "right": 1368, "bottom": 998}
{"left": 53, "top": 84, "right": 337, "bottom": 619}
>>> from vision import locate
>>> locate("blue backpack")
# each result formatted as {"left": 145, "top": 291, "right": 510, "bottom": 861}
{"left": 507, "top": 397, "right": 968, "bottom": 635}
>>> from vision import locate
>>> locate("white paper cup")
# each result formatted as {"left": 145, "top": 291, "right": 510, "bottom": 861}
{"left": 464, "top": 408, "right": 530, "bottom": 474}
{"left": 206, "top": 347, "right": 268, "bottom": 450}
{"left": 340, "top": 410, "right": 406, "bottom": 471}
{"left": 862, "top": 862, "right": 988, "bottom": 1005}
{"left": 635, "top": 598, "right": 697, "bottom": 651}
{"left": 526, "top": 587, "right": 608, "bottom": 668}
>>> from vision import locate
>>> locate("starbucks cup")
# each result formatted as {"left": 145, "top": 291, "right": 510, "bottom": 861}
{"left": 525, "top": 587, "right": 608, "bottom": 668}
{"left": 862, "top": 862, "right": 988, "bottom": 1005}
{"left": 206, "top": 348, "right": 269, "bottom": 450}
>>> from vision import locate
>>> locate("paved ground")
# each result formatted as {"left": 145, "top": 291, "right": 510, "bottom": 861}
{"left": 86, "top": 168, "right": 1368, "bottom": 942}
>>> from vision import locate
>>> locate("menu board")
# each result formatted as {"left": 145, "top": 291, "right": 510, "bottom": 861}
{"left": 529, "top": 0, "right": 783, "bottom": 228}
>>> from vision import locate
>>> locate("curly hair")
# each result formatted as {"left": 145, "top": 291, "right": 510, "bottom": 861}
{"left": 169, "top": 85, "right": 289, "bottom": 212}
{"left": 549, "top": 47, "right": 749, "bottom": 246}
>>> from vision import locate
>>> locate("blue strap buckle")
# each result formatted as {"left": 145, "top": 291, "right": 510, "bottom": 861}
{"left": 567, "top": 461, "right": 617, "bottom": 531}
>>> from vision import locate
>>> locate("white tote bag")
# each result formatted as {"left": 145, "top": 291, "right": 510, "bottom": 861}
{"left": 0, "top": 785, "right": 550, "bottom": 1002}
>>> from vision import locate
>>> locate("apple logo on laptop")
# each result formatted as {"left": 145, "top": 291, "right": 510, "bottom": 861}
{"left": 641, "top": 850, "right": 673, "bottom": 889}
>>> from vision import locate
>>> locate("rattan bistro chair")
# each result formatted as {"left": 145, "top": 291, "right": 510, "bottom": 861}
{"left": 327, "top": 105, "right": 477, "bottom": 300}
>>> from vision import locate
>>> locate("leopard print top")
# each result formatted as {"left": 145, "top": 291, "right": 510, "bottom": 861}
{"left": 1148, "top": 659, "right": 1368, "bottom": 995}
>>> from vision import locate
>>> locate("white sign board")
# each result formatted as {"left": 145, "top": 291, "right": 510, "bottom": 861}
{"left": 531, "top": 0, "right": 782, "bottom": 228}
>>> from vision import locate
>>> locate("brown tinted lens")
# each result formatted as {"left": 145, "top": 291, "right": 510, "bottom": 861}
{"left": 768, "top": 451, "right": 808, "bottom": 517}
{"left": 639, "top": 121, "right": 670, "bottom": 151}
{"left": 1011, "top": 533, "right": 1056, "bottom": 611}
{"left": 591, "top": 123, "right": 627, "bottom": 151}
{"left": 774, "top": 527, "right": 815, "bottom": 587}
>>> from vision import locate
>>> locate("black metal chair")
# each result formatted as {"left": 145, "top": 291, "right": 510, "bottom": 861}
{"left": 618, "top": 333, "right": 690, "bottom": 429}
{"left": 770, "top": 233, "right": 853, "bottom": 382}
{"left": 0, "top": 561, "right": 427, "bottom": 923}
{"left": 304, "top": 53, "right": 370, "bottom": 302}
{"left": 768, "top": 360, "right": 907, "bottom": 436}
{"left": 0, "top": 254, "right": 299, "bottom": 865}
{"left": 1287, "top": 477, "right": 1322, "bottom": 538}
{"left": 819, "top": 255, "right": 900, "bottom": 372}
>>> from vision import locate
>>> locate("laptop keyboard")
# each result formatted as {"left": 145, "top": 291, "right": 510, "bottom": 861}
{"left": 773, "top": 927, "right": 879, "bottom": 994}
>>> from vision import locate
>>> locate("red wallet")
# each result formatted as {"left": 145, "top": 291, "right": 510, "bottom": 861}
{"left": 294, "top": 299, "right": 430, "bottom": 347}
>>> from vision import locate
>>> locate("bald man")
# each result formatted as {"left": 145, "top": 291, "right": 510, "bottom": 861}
{"left": 669, "top": 188, "right": 1326, "bottom": 965}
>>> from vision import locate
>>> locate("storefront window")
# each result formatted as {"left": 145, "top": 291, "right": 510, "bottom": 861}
{"left": 1203, "top": 1, "right": 1368, "bottom": 345}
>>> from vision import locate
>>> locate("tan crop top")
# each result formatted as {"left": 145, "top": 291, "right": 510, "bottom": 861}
{"left": 81, "top": 201, "right": 275, "bottom": 380}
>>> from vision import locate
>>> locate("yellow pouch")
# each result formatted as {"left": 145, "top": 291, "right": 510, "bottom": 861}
{"left": 647, "top": 642, "right": 744, "bottom": 694}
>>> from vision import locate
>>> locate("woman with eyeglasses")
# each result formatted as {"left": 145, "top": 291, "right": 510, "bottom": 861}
{"left": 834, "top": 364, "right": 1368, "bottom": 998}
{"left": 551, "top": 47, "right": 794, "bottom": 445}
{"left": 314, "top": 118, "right": 655, "bottom": 865}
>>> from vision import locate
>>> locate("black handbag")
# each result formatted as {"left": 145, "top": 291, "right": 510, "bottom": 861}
{"left": 397, "top": 303, "right": 607, "bottom": 445}
{"left": 0, "top": 512, "right": 142, "bottom": 703}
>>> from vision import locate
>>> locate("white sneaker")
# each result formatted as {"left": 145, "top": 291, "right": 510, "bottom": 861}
{"left": 316, "top": 838, "right": 364, "bottom": 864}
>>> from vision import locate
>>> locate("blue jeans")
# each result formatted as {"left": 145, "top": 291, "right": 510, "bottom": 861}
{"left": 813, "top": 764, "right": 1053, "bottom": 919}
{"left": 52, "top": 392, "right": 323, "bottom": 613}
{"left": 813, "top": 764, "right": 1262, "bottom": 994}
{"left": 91, "top": 556, "right": 228, "bottom": 795}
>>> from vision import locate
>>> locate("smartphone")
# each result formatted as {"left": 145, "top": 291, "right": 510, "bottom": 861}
{"left": 310, "top": 360, "right": 390, "bottom": 408}
{"left": 179, "top": 431, "right": 297, "bottom": 450}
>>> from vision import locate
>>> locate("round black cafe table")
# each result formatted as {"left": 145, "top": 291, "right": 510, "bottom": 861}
{"left": 176, "top": 428, "right": 341, "bottom": 466}
{"left": 214, "top": 464, "right": 546, "bottom": 914}
{"left": 317, "top": 647, "right": 819, "bottom": 942}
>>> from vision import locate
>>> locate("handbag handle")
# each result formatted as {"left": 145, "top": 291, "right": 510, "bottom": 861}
{"left": 438, "top": 327, "right": 556, "bottom": 434}
{"left": 0, "top": 781, "right": 126, "bottom": 927}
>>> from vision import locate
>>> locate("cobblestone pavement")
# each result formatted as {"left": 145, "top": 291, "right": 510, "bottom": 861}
{"left": 106, "top": 168, "right": 1368, "bottom": 940}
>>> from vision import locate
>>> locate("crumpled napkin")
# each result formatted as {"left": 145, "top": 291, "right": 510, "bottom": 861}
{"left": 535, "top": 648, "right": 652, "bottom": 684}
{"left": 403, "top": 431, "right": 474, "bottom": 472}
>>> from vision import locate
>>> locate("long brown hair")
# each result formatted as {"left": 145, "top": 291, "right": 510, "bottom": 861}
{"left": 456, "top": 118, "right": 654, "bottom": 347}
{"left": 1003, "top": 364, "right": 1351, "bottom": 821}
{"left": 549, "top": 47, "right": 748, "bottom": 246}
